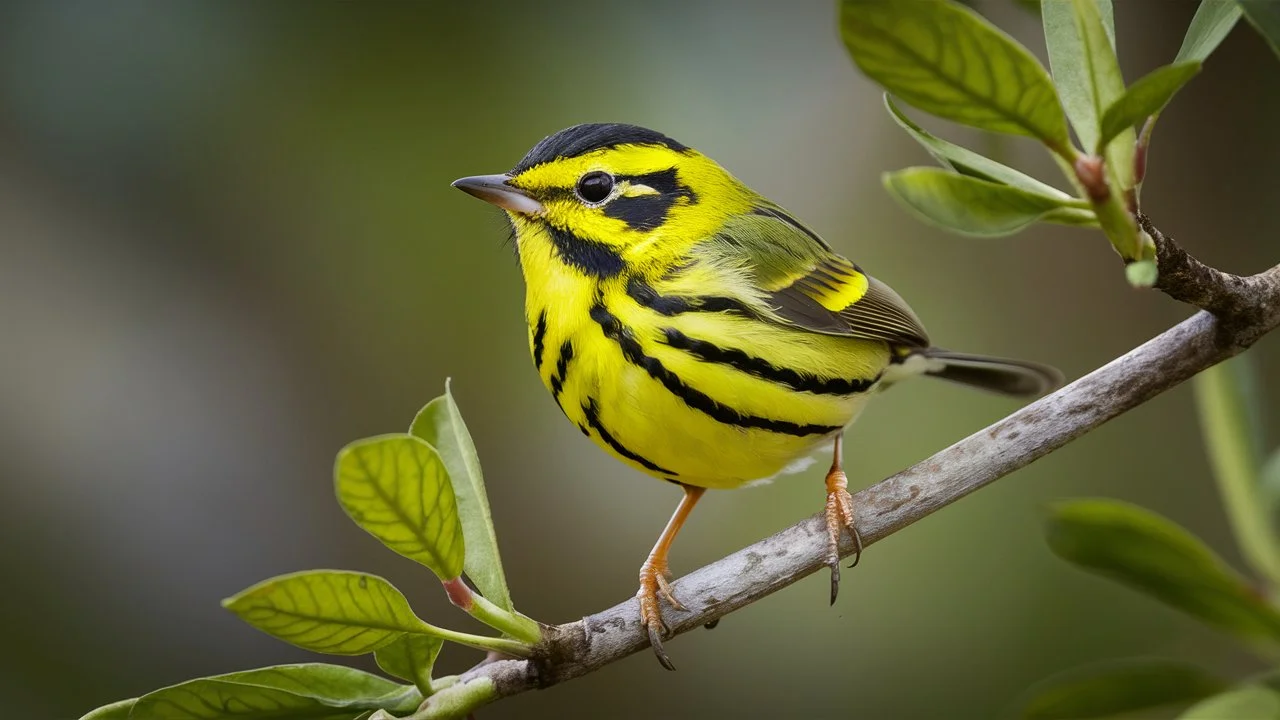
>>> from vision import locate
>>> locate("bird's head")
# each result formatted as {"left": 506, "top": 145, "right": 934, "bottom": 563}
{"left": 452, "top": 123, "right": 755, "bottom": 274}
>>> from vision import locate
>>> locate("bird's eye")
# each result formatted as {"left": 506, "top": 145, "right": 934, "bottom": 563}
{"left": 576, "top": 171, "right": 615, "bottom": 204}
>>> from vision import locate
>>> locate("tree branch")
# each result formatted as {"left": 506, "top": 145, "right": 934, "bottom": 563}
{"left": 413, "top": 222, "right": 1280, "bottom": 718}
{"left": 1140, "top": 212, "right": 1280, "bottom": 326}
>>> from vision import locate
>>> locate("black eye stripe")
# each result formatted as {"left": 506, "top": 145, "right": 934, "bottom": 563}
{"left": 602, "top": 170, "right": 698, "bottom": 231}
{"left": 616, "top": 169, "right": 691, "bottom": 198}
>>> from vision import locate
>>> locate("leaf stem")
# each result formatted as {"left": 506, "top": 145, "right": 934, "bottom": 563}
{"left": 470, "top": 594, "right": 543, "bottom": 645}
{"left": 1072, "top": 152, "right": 1146, "bottom": 273}
{"left": 441, "top": 577, "right": 543, "bottom": 644}
{"left": 414, "top": 621, "right": 532, "bottom": 658}
{"left": 1047, "top": 138, "right": 1080, "bottom": 166}
{"left": 1132, "top": 114, "right": 1157, "bottom": 206}
{"left": 1193, "top": 357, "right": 1280, "bottom": 587}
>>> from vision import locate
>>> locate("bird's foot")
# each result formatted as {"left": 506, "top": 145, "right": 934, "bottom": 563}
{"left": 637, "top": 561, "right": 681, "bottom": 671}
{"left": 824, "top": 465, "right": 863, "bottom": 605}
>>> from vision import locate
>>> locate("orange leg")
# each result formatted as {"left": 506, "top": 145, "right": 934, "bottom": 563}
{"left": 637, "top": 483, "right": 705, "bottom": 671}
{"left": 824, "top": 433, "right": 863, "bottom": 605}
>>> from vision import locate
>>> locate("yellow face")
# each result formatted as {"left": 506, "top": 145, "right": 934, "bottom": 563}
{"left": 456, "top": 124, "right": 760, "bottom": 276}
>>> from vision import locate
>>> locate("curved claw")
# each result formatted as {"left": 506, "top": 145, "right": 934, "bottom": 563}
{"left": 825, "top": 466, "right": 863, "bottom": 603}
{"left": 847, "top": 521, "right": 864, "bottom": 569}
{"left": 648, "top": 624, "right": 676, "bottom": 671}
{"left": 634, "top": 484, "right": 704, "bottom": 671}
{"left": 638, "top": 567, "right": 678, "bottom": 671}
{"left": 655, "top": 572, "right": 687, "bottom": 611}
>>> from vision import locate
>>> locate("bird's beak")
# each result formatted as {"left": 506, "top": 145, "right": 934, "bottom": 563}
{"left": 451, "top": 174, "right": 545, "bottom": 216}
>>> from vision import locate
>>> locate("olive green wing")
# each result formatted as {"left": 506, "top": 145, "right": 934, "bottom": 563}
{"left": 701, "top": 206, "right": 930, "bottom": 348}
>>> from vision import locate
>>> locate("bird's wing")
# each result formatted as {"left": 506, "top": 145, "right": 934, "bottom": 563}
{"left": 686, "top": 206, "right": 931, "bottom": 348}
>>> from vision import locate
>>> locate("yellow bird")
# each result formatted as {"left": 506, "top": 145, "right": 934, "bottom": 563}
{"left": 453, "top": 123, "right": 1060, "bottom": 668}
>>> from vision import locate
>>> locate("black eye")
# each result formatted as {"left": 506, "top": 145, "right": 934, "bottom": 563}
{"left": 576, "top": 171, "right": 614, "bottom": 203}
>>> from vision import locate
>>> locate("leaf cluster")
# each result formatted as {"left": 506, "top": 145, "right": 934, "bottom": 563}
{"left": 840, "top": 1, "right": 1280, "bottom": 716}
{"left": 842, "top": 0, "right": 1277, "bottom": 288}
{"left": 1011, "top": 358, "right": 1280, "bottom": 719}
{"left": 81, "top": 383, "right": 533, "bottom": 720}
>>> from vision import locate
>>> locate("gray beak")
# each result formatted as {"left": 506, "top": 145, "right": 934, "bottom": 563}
{"left": 451, "top": 174, "right": 546, "bottom": 216}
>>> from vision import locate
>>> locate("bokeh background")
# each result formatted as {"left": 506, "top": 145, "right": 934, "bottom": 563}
{"left": 2, "top": 1, "right": 1278, "bottom": 718}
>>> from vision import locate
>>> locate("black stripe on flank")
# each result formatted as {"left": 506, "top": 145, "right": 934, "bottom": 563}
{"left": 752, "top": 206, "right": 831, "bottom": 250}
{"left": 549, "top": 340, "right": 575, "bottom": 399}
{"left": 545, "top": 224, "right": 626, "bottom": 278}
{"left": 589, "top": 302, "right": 843, "bottom": 437}
{"left": 662, "top": 328, "right": 879, "bottom": 396}
{"left": 583, "top": 398, "right": 677, "bottom": 476}
{"left": 532, "top": 310, "right": 548, "bottom": 371}
{"left": 626, "top": 277, "right": 753, "bottom": 317}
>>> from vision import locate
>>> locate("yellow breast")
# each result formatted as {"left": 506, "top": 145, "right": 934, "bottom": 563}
{"left": 517, "top": 222, "right": 890, "bottom": 489}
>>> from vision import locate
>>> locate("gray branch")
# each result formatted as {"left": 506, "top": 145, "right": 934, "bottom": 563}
{"left": 412, "top": 231, "right": 1280, "bottom": 717}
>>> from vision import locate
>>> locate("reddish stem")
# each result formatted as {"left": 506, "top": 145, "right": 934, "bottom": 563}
{"left": 443, "top": 577, "right": 474, "bottom": 610}
{"left": 1073, "top": 154, "right": 1110, "bottom": 202}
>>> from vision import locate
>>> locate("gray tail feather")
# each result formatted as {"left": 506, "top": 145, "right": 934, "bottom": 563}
{"left": 918, "top": 348, "right": 1063, "bottom": 398}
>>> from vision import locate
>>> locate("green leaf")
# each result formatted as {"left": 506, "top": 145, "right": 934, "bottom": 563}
{"left": 79, "top": 699, "right": 136, "bottom": 720}
{"left": 1043, "top": 0, "right": 1128, "bottom": 156}
{"left": 223, "top": 570, "right": 426, "bottom": 655}
{"left": 1194, "top": 355, "right": 1280, "bottom": 584}
{"left": 410, "top": 381, "right": 512, "bottom": 611}
{"left": 1097, "top": 0, "right": 1115, "bottom": 48}
{"left": 1042, "top": 207, "right": 1100, "bottom": 228}
{"left": 1179, "top": 685, "right": 1280, "bottom": 719}
{"left": 336, "top": 434, "right": 464, "bottom": 581}
{"left": 1098, "top": 62, "right": 1203, "bottom": 149}
{"left": 840, "top": 0, "right": 1069, "bottom": 148}
{"left": 883, "top": 167, "right": 1074, "bottom": 237}
{"left": 1016, "top": 657, "right": 1229, "bottom": 720}
{"left": 1176, "top": 1, "right": 1243, "bottom": 63}
{"left": 1238, "top": 0, "right": 1280, "bottom": 60}
{"left": 127, "top": 664, "right": 420, "bottom": 720}
{"left": 1046, "top": 499, "right": 1280, "bottom": 642}
{"left": 882, "top": 93, "right": 1095, "bottom": 230}
{"left": 224, "top": 571, "right": 533, "bottom": 659}
{"left": 375, "top": 634, "right": 443, "bottom": 695}
{"left": 1263, "top": 449, "right": 1280, "bottom": 528}
{"left": 1045, "top": 0, "right": 1139, "bottom": 264}
{"left": 883, "top": 94, "right": 1073, "bottom": 199}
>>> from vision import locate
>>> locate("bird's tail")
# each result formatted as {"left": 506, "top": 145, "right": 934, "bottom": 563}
{"left": 887, "top": 348, "right": 1063, "bottom": 398}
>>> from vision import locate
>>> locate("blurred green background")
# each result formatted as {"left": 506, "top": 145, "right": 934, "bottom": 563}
{"left": 2, "top": 1, "right": 1278, "bottom": 718}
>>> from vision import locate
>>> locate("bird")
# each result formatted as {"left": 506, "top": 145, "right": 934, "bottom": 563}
{"left": 452, "top": 123, "right": 1061, "bottom": 669}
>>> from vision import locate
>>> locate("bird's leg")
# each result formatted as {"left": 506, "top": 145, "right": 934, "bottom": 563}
{"left": 637, "top": 483, "right": 705, "bottom": 671}
{"left": 824, "top": 433, "right": 863, "bottom": 605}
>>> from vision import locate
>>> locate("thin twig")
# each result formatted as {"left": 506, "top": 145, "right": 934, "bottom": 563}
{"left": 413, "top": 222, "right": 1280, "bottom": 717}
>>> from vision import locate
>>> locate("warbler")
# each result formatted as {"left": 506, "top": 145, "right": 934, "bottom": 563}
{"left": 453, "top": 123, "right": 1060, "bottom": 668}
